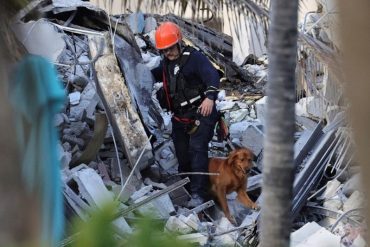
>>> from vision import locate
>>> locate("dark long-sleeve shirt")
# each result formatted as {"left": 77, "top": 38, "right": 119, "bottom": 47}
{"left": 152, "top": 48, "right": 220, "bottom": 101}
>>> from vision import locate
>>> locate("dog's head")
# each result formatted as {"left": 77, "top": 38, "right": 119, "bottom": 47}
{"left": 227, "top": 148, "right": 254, "bottom": 177}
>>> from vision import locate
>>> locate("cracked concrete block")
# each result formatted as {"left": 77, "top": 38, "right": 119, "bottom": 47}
{"left": 255, "top": 96, "right": 267, "bottom": 125}
{"left": 165, "top": 216, "right": 193, "bottom": 234}
{"left": 241, "top": 211, "right": 259, "bottom": 227}
{"left": 126, "top": 12, "right": 145, "bottom": 34}
{"left": 63, "top": 142, "right": 71, "bottom": 152}
{"left": 144, "top": 16, "right": 157, "bottom": 33}
{"left": 90, "top": 34, "right": 153, "bottom": 171}
{"left": 54, "top": 113, "right": 65, "bottom": 127}
{"left": 69, "top": 100, "right": 90, "bottom": 120}
{"left": 130, "top": 185, "right": 152, "bottom": 201}
{"left": 325, "top": 105, "right": 341, "bottom": 124}
{"left": 229, "top": 120, "right": 253, "bottom": 139}
{"left": 64, "top": 121, "right": 88, "bottom": 136}
{"left": 229, "top": 109, "right": 249, "bottom": 123}
{"left": 152, "top": 192, "right": 176, "bottom": 217}
{"left": 97, "top": 162, "right": 111, "bottom": 182}
{"left": 291, "top": 222, "right": 340, "bottom": 247}
{"left": 73, "top": 167, "right": 132, "bottom": 234}
{"left": 177, "top": 233, "right": 208, "bottom": 245}
{"left": 69, "top": 91, "right": 81, "bottom": 105}
{"left": 240, "top": 125, "right": 264, "bottom": 156}
{"left": 214, "top": 217, "right": 238, "bottom": 246}
{"left": 63, "top": 135, "right": 85, "bottom": 148}
{"left": 216, "top": 101, "right": 237, "bottom": 111}
{"left": 343, "top": 191, "right": 365, "bottom": 212}
{"left": 322, "top": 179, "right": 341, "bottom": 199}
{"left": 134, "top": 195, "right": 165, "bottom": 219}
{"left": 135, "top": 36, "right": 146, "bottom": 49}
{"left": 323, "top": 195, "right": 342, "bottom": 211}
{"left": 154, "top": 140, "right": 178, "bottom": 170}
{"left": 353, "top": 235, "right": 366, "bottom": 247}
{"left": 178, "top": 213, "right": 200, "bottom": 231}
{"left": 343, "top": 174, "right": 362, "bottom": 197}
{"left": 13, "top": 19, "right": 66, "bottom": 62}
{"left": 217, "top": 90, "right": 226, "bottom": 101}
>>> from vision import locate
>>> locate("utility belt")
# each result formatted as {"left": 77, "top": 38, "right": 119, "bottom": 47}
{"left": 173, "top": 95, "right": 202, "bottom": 115}
{"left": 173, "top": 95, "right": 203, "bottom": 135}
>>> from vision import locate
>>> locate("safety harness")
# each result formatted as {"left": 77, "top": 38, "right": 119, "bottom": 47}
{"left": 162, "top": 46, "right": 205, "bottom": 130}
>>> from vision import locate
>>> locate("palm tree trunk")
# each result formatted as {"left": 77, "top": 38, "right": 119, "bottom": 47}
{"left": 338, "top": 0, "right": 370, "bottom": 240}
{"left": 260, "top": 0, "right": 298, "bottom": 246}
{"left": 0, "top": 9, "right": 41, "bottom": 246}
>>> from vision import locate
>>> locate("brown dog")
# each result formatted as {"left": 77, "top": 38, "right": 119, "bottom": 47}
{"left": 209, "top": 148, "right": 258, "bottom": 223}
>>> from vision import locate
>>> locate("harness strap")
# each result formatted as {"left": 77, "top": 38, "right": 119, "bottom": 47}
{"left": 162, "top": 68, "right": 172, "bottom": 111}
{"left": 173, "top": 116, "right": 194, "bottom": 124}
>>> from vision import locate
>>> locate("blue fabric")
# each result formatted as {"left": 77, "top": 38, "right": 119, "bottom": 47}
{"left": 9, "top": 55, "right": 65, "bottom": 246}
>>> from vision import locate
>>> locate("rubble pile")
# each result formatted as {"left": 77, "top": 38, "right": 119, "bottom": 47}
{"left": 11, "top": 0, "right": 365, "bottom": 246}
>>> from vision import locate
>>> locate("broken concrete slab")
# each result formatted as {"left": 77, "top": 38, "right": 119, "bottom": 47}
{"left": 343, "top": 174, "right": 362, "bottom": 197}
{"left": 343, "top": 191, "right": 364, "bottom": 212}
{"left": 177, "top": 233, "right": 208, "bottom": 246}
{"left": 153, "top": 139, "right": 178, "bottom": 170}
{"left": 178, "top": 213, "right": 201, "bottom": 231}
{"left": 144, "top": 16, "right": 157, "bottom": 33}
{"left": 69, "top": 91, "right": 81, "bottom": 105}
{"left": 12, "top": 19, "right": 66, "bottom": 62}
{"left": 89, "top": 33, "right": 153, "bottom": 171}
{"left": 73, "top": 166, "right": 132, "bottom": 234}
{"left": 114, "top": 35, "right": 162, "bottom": 133}
{"left": 255, "top": 96, "right": 267, "bottom": 125}
{"left": 126, "top": 12, "right": 145, "bottom": 34}
{"left": 229, "top": 109, "right": 249, "bottom": 123}
{"left": 213, "top": 217, "right": 238, "bottom": 246}
{"left": 291, "top": 221, "right": 341, "bottom": 247}
{"left": 130, "top": 185, "right": 152, "bottom": 201}
{"left": 240, "top": 125, "right": 264, "bottom": 156}
{"left": 165, "top": 216, "right": 193, "bottom": 234}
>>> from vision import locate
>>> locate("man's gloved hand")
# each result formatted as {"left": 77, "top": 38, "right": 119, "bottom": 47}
{"left": 198, "top": 98, "right": 214, "bottom": 116}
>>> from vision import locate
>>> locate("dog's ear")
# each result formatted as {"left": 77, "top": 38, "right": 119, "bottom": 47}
{"left": 227, "top": 150, "right": 238, "bottom": 166}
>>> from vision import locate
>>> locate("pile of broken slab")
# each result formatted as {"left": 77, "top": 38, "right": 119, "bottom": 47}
{"left": 11, "top": 0, "right": 365, "bottom": 246}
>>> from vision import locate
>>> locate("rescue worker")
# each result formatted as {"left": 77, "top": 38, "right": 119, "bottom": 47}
{"left": 151, "top": 21, "right": 219, "bottom": 207}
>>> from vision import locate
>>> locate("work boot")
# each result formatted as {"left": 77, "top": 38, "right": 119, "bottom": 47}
{"left": 187, "top": 194, "right": 204, "bottom": 208}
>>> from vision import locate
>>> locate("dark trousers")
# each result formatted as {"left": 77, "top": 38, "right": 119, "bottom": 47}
{"left": 172, "top": 106, "right": 218, "bottom": 198}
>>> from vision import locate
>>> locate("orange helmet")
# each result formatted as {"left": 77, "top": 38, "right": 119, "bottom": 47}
{"left": 155, "top": 22, "right": 182, "bottom": 50}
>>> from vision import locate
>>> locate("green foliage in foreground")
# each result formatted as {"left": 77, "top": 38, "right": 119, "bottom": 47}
{"left": 67, "top": 203, "right": 192, "bottom": 247}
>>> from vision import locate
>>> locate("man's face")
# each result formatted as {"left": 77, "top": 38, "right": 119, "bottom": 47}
{"left": 161, "top": 44, "right": 180, "bottom": 61}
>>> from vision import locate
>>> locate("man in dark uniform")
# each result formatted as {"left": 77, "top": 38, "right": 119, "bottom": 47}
{"left": 151, "top": 21, "right": 219, "bottom": 207}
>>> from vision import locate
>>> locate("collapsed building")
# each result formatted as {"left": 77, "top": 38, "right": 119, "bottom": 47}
{"left": 10, "top": 0, "right": 365, "bottom": 246}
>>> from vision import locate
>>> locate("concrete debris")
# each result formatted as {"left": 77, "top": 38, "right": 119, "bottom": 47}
{"left": 130, "top": 185, "right": 153, "bottom": 201}
{"left": 178, "top": 213, "right": 201, "bottom": 231}
{"left": 134, "top": 193, "right": 175, "bottom": 219}
{"left": 255, "top": 96, "right": 267, "bottom": 125}
{"left": 12, "top": 1, "right": 365, "bottom": 246}
{"left": 240, "top": 125, "right": 264, "bottom": 157}
{"left": 12, "top": 19, "right": 66, "bottom": 62}
{"left": 343, "top": 191, "right": 365, "bottom": 212}
{"left": 69, "top": 91, "right": 81, "bottom": 105}
{"left": 213, "top": 217, "right": 238, "bottom": 246}
{"left": 343, "top": 173, "right": 362, "bottom": 197}
{"left": 126, "top": 12, "right": 145, "bottom": 34}
{"left": 165, "top": 216, "right": 194, "bottom": 234}
{"left": 153, "top": 139, "right": 178, "bottom": 170}
{"left": 291, "top": 222, "right": 340, "bottom": 247}
{"left": 144, "top": 16, "right": 157, "bottom": 33}
{"left": 177, "top": 233, "right": 208, "bottom": 246}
